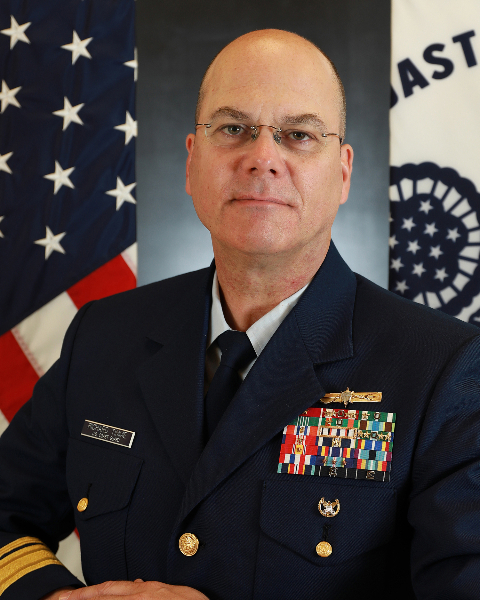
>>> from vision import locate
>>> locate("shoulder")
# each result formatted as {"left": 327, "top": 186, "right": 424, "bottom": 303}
{"left": 102, "top": 266, "right": 211, "bottom": 308}
{"left": 64, "top": 266, "right": 212, "bottom": 349}
{"left": 84, "top": 266, "right": 210, "bottom": 319}
{"left": 353, "top": 272, "right": 480, "bottom": 349}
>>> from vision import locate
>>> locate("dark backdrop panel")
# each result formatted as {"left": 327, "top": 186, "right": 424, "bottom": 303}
{"left": 136, "top": 0, "right": 391, "bottom": 287}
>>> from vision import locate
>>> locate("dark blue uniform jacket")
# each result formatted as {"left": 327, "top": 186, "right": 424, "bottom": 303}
{"left": 1, "top": 244, "right": 480, "bottom": 600}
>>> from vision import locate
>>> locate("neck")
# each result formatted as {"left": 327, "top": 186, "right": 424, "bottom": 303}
{"left": 213, "top": 240, "right": 330, "bottom": 331}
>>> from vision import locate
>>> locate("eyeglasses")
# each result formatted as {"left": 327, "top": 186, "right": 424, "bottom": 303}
{"left": 195, "top": 122, "right": 343, "bottom": 154}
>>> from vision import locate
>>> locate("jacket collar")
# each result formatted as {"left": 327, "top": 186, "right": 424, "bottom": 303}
{"left": 136, "top": 265, "right": 214, "bottom": 486}
{"left": 294, "top": 241, "right": 355, "bottom": 365}
{"left": 178, "top": 242, "right": 357, "bottom": 519}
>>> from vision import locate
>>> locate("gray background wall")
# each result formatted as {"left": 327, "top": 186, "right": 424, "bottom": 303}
{"left": 136, "top": 0, "right": 391, "bottom": 288}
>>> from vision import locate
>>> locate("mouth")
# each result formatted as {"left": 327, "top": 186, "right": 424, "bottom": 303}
{"left": 233, "top": 194, "right": 289, "bottom": 206}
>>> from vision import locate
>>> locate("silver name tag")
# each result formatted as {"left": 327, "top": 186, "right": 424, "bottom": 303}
{"left": 81, "top": 420, "right": 135, "bottom": 448}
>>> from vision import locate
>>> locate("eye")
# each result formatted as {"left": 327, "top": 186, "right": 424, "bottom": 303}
{"left": 220, "top": 124, "right": 247, "bottom": 136}
{"left": 286, "top": 130, "right": 314, "bottom": 142}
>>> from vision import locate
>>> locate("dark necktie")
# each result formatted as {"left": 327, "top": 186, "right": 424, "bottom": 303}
{"left": 205, "top": 330, "right": 256, "bottom": 438}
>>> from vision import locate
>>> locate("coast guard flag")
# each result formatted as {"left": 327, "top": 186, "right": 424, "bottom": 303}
{"left": 0, "top": 0, "right": 137, "bottom": 578}
{"left": 389, "top": 0, "right": 480, "bottom": 324}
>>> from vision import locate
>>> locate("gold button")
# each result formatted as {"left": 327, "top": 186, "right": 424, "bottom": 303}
{"left": 179, "top": 533, "right": 199, "bottom": 556}
{"left": 77, "top": 498, "right": 89, "bottom": 512}
{"left": 316, "top": 541, "right": 332, "bottom": 557}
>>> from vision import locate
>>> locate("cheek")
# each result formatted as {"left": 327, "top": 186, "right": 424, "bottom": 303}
{"left": 189, "top": 153, "right": 229, "bottom": 228}
{"left": 190, "top": 148, "right": 224, "bottom": 194}
{"left": 296, "top": 162, "right": 344, "bottom": 224}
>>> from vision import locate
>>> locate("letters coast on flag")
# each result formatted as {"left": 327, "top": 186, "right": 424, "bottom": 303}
{"left": 389, "top": 0, "right": 480, "bottom": 325}
{"left": 278, "top": 407, "right": 396, "bottom": 483}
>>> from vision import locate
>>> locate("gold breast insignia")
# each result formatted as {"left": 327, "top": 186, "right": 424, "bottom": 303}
{"left": 318, "top": 497, "right": 340, "bottom": 518}
{"left": 320, "top": 388, "right": 382, "bottom": 407}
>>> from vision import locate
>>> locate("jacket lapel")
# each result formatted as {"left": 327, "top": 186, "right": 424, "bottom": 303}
{"left": 136, "top": 266, "right": 214, "bottom": 486}
{"left": 179, "top": 243, "right": 357, "bottom": 520}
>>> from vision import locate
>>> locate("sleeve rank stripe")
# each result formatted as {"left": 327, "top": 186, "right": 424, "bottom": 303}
{"left": 0, "top": 536, "right": 45, "bottom": 559}
{"left": 0, "top": 543, "right": 62, "bottom": 595}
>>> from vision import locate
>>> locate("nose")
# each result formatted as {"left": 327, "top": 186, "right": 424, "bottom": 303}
{"left": 240, "top": 127, "right": 285, "bottom": 177}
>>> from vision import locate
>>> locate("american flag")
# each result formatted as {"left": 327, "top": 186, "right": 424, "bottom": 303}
{"left": 0, "top": 0, "right": 138, "bottom": 578}
{"left": 0, "top": 0, "right": 137, "bottom": 563}
{"left": 0, "top": 0, "right": 137, "bottom": 418}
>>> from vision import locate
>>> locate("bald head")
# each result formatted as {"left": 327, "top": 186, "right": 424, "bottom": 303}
{"left": 195, "top": 29, "right": 346, "bottom": 141}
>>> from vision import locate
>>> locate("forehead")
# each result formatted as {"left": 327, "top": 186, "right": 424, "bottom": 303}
{"left": 200, "top": 36, "right": 339, "bottom": 125}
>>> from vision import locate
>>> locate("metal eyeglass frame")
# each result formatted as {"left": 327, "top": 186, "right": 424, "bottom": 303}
{"left": 195, "top": 123, "right": 343, "bottom": 146}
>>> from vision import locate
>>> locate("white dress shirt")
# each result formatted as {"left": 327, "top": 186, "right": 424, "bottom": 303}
{"left": 204, "top": 271, "right": 309, "bottom": 391}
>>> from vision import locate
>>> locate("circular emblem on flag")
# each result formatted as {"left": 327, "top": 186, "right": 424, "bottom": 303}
{"left": 389, "top": 163, "right": 480, "bottom": 325}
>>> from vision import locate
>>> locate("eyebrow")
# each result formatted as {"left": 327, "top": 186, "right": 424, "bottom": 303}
{"left": 207, "top": 107, "right": 329, "bottom": 131}
{"left": 207, "top": 106, "right": 251, "bottom": 122}
{"left": 281, "top": 114, "right": 328, "bottom": 130}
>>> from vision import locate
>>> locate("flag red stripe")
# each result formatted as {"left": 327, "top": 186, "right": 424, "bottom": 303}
{"left": 1, "top": 255, "right": 136, "bottom": 423}
{"left": 67, "top": 255, "right": 136, "bottom": 309}
{"left": 0, "top": 331, "right": 40, "bottom": 421}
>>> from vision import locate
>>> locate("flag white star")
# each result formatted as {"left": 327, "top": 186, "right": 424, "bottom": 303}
{"left": 424, "top": 222, "right": 438, "bottom": 237}
{"left": 106, "top": 177, "right": 136, "bottom": 210}
{"left": 390, "top": 257, "right": 404, "bottom": 272}
{"left": 429, "top": 245, "right": 443, "bottom": 259}
{"left": 0, "top": 80, "right": 21, "bottom": 113}
{"left": 34, "top": 226, "right": 66, "bottom": 259}
{"left": 61, "top": 31, "right": 92, "bottom": 64}
{"left": 0, "top": 216, "right": 4, "bottom": 238}
{"left": 395, "top": 280, "right": 409, "bottom": 294}
{"left": 0, "top": 151, "right": 13, "bottom": 174}
{"left": 446, "top": 228, "right": 461, "bottom": 242}
{"left": 124, "top": 47, "right": 138, "bottom": 81}
{"left": 407, "top": 239, "right": 421, "bottom": 254}
{"left": 389, "top": 213, "right": 393, "bottom": 223}
{"left": 44, "top": 161, "right": 75, "bottom": 194}
{"left": 401, "top": 217, "right": 416, "bottom": 231}
{"left": 53, "top": 97, "right": 84, "bottom": 131}
{"left": 389, "top": 235, "right": 399, "bottom": 249}
{"left": 114, "top": 111, "right": 137, "bottom": 145}
{"left": 419, "top": 200, "right": 433, "bottom": 214}
{"left": 412, "top": 263, "right": 426, "bottom": 277}
{"left": 1, "top": 16, "right": 31, "bottom": 49}
{"left": 434, "top": 268, "right": 448, "bottom": 282}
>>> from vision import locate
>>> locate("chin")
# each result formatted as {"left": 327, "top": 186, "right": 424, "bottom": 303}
{"left": 228, "top": 235, "right": 292, "bottom": 257}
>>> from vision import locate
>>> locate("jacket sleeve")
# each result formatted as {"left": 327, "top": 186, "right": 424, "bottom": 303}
{"left": 409, "top": 335, "right": 480, "bottom": 600}
{"left": 0, "top": 305, "right": 93, "bottom": 600}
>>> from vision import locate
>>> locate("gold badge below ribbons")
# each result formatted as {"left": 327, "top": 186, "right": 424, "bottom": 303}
{"left": 321, "top": 387, "right": 382, "bottom": 407}
{"left": 318, "top": 498, "right": 340, "bottom": 518}
{"left": 316, "top": 541, "right": 332, "bottom": 557}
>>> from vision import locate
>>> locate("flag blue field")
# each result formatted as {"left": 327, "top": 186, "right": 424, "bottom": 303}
{"left": 0, "top": 0, "right": 137, "bottom": 335}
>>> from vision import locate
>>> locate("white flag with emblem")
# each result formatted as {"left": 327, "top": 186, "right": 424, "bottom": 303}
{"left": 389, "top": 0, "right": 480, "bottom": 324}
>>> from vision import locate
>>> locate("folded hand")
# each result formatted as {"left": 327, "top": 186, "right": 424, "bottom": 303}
{"left": 57, "top": 580, "right": 209, "bottom": 600}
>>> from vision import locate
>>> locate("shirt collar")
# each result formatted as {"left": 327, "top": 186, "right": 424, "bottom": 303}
{"left": 207, "top": 271, "right": 309, "bottom": 357}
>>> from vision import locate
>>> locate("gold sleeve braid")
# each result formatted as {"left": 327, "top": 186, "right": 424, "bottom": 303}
{"left": 0, "top": 536, "right": 63, "bottom": 595}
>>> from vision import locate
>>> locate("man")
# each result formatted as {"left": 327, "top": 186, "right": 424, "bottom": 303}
{"left": 1, "top": 29, "right": 480, "bottom": 600}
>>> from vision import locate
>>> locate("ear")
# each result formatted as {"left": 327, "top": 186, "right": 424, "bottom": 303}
{"left": 185, "top": 133, "right": 195, "bottom": 196}
{"left": 339, "top": 143, "right": 354, "bottom": 205}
